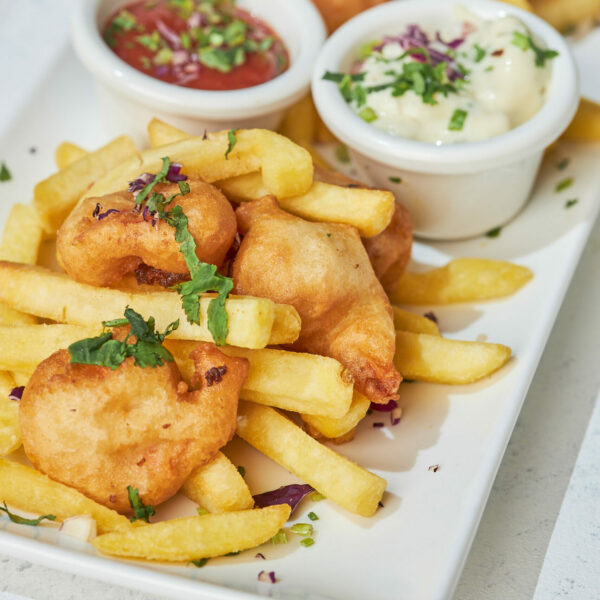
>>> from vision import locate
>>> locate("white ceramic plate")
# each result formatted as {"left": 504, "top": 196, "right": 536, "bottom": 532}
{"left": 1, "top": 17, "right": 600, "bottom": 600}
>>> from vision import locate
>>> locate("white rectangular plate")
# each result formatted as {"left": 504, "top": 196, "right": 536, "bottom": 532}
{"left": 1, "top": 32, "right": 600, "bottom": 600}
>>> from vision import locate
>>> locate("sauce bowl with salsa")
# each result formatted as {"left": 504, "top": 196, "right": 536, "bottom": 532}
{"left": 312, "top": 0, "right": 578, "bottom": 240}
{"left": 73, "top": 0, "right": 326, "bottom": 141}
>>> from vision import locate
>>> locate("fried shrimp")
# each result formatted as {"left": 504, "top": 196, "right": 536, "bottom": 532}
{"left": 19, "top": 342, "right": 249, "bottom": 515}
{"left": 233, "top": 196, "right": 401, "bottom": 404}
{"left": 57, "top": 179, "right": 237, "bottom": 287}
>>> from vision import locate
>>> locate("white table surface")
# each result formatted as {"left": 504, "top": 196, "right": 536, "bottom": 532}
{"left": 0, "top": 2, "right": 599, "bottom": 599}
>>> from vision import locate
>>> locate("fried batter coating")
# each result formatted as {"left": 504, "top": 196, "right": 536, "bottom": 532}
{"left": 313, "top": 167, "right": 413, "bottom": 289}
{"left": 363, "top": 204, "right": 413, "bottom": 292}
{"left": 20, "top": 343, "right": 248, "bottom": 514}
{"left": 57, "top": 180, "right": 236, "bottom": 287}
{"left": 233, "top": 196, "right": 401, "bottom": 404}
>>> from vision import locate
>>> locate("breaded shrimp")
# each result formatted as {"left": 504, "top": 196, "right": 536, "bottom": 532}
{"left": 57, "top": 180, "right": 236, "bottom": 287}
{"left": 233, "top": 196, "right": 401, "bottom": 404}
{"left": 19, "top": 342, "right": 248, "bottom": 515}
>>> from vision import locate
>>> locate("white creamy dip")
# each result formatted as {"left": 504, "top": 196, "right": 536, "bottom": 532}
{"left": 338, "top": 9, "right": 556, "bottom": 144}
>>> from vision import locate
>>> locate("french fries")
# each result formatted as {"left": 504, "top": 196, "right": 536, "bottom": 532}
{"left": 302, "top": 391, "right": 371, "bottom": 440}
{"left": 86, "top": 129, "right": 313, "bottom": 202}
{"left": 562, "top": 98, "right": 600, "bottom": 142}
{"left": 54, "top": 142, "right": 88, "bottom": 169}
{"left": 0, "top": 301, "right": 37, "bottom": 327}
{"left": 236, "top": 401, "right": 386, "bottom": 517}
{"left": 93, "top": 504, "right": 290, "bottom": 561}
{"left": 0, "top": 372, "right": 20, "bottom": 456}
{"left": 389, "top": 258, "right": 533, "bottom": 304}
{"left": 531, "top": 0, "right": 600, "bottom": 30}
{"left": 394, "top": 331, "right": 511, "bottom": 384}
{"left": 0, "top": 263, "right": 300, "bottom": 349}
{"left": 169, "top": 341, "right": 354, "bottom": 418}
{"left": 217, "top": 173, "right": 394, "bottom": 237}
{"left": 393, "top": 306, "right": 441, "bottom": 335}
{"left": 34, "top": 135, "right": 138, "bottom": 233}
{"left": 147, "top": 118, "right": 190, "bottom": 147}
{"left": 0, "top": 459, "right": 133, "bottom": 533}
{"left": 181, "top": 451, "right": 254, "bottom": 513}
{"left": 0, "top": 324, "right": 98, "bottom": 372}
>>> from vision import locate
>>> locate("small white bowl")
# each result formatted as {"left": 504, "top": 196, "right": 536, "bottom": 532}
{"left": 73, "top": 0, "right": 326, "bottom": 144}
{"left": 312, "top": 0, "right": 579, "bottom": 240}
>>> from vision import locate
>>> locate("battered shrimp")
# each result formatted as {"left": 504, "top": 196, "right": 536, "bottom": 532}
{"left": 19, "top": 342, "right": 248, "bottom": 515}
{"left": 57, "top": 179, "right": 236, "bottom": 287}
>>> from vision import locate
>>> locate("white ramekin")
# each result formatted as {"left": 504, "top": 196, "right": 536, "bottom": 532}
{"left": 73, "top": 0, "right": 326, "bottom": 144}
{"left": 312, "top": 0, "right": 579, "bottom": 240}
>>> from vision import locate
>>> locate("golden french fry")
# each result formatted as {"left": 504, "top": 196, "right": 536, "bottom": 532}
{"left": 0, "top": 263, "right": 300, "bottom": 349}
{"left": 502, "top": 0, "right": 533, "bottom": 10}
{"left": 0, "top": 459, "right": 132, "bottom": 533}
{"left": 0, "top": 372, "right": 20, "bottom": 456}
{"left": 0, "top": 324, "right": 98, "bottom": 372}
{"left": 34, "top": 135, "right": 138, "bottom": 233}
{"left": 394, "top": 331, "right": 511, "bottom": 384}
{"left": 168, "top": 341, "right": 354, "bottom": 418}
{"left": 531, "top": 0, "right": 600, "bottom": 30}
{"left": 389, "top": 258, "right": 533, "bottom": 305}
{"left": 0, "top": 204, "right": 43, "bottom": 265}
{"left": 147, "top": 118, "right": 189, "bottom": 147}
{"left": 181, "top": 451, "right": 254, "bottom": 513}
{"left": 0, "top": 302, "right": 37, "bottom": 326}
{"left": 236, "top": 401, "right": 386, "bottom": 517}
{"left": 302, "top": 391, "right": 370, "bottom": 440}
{"left": 392, "top": 306, "right": 440, "bottom": 335}
{"left": 562, "top": 98, "right": 600, "bottom": 142}
{"left": 93, "top": 504, "right": 290, "bottom": 561}
{"left": 86, "top": 129, "right": 313, "bottom": 202}
{"left": 55, "top": 142, "right": 88, "bottom": 169}
{"left": 217, "top": 173, "right": 394, "bottom": 237}
{"left": 10, "top": 372, "right": 30, "bottom": 387}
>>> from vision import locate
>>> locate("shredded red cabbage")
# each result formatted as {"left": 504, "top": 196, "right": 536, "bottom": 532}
{"left": 370, "top": 399, "right": 398, "bottom": 412}
{"left": 255, "top": 552, "right": 265, "bottom": 560}
{"left": 8, "top": 386, "right": 24, "bottom": 402}
{"left": 391, "top": 407, "right": 402, "bottom": 426}
{"left": 258, "top": 570, "right": 276, "bottom": 583}
{"left": 253, "top": 484, "right": 313, "bottom": 513}
{"left": 128, "top": 164, "right": 186, "bottom": 198}
{"left": 373, "top": 422, "right": 385, "bottom": 428}
{"left": 435, "top": 32, "right": 465, "bottom": 49}
{"left": 92, "top": 203, "right": 120, "bottom": 220}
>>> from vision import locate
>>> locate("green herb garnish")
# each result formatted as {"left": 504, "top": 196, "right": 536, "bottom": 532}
{"left": 136, "top": 31, "right": 162, "bottom": 52}
{"left": 104, "top": 10, "right": 137, "bottom": 47}
{"left": 300, "top": 537, "right": 315, "bottom": 547}
{"left": 556, "top": 158, "right": 570, "bottom": 170}
{"left": 322, "top": 71, "right": 365, "bottom": 83}
{"left": 485, "top": 226, "right": 502, "bottom": 238}
{"left": 307, "top": 511, "right": 319, "bottom": 521}
{"left": 473, "top": 44, "right": 486, "bottom": 63}
{"left": 512, "top": 31, "right": 558, "bottom": 67}
{"left": 335, "top": 145, "right": 350, "bottom": 164}
{"left": 448, "top": 109, "right": 468, "bottom": 131}
{"left": 237, "top": 465, "right": 246, "bottom": 477}
{"left": 0, "top": 162, "right": 11, "bottom": 182}
{"left": 565, "top": 198, "right": 578, "bottom": 208}
{"left": 225, "top": 129, "right": 237, "bottom": 160}
{"left": 127, "top": 486, "right": 156, "bottom": 522}
{"left": 0, "top": 502, "right": 55, "bottom": 526}
{"left": 270, "top": 529, "right": 288, "bottom": 544}
{"left": 192, "top": 558, "right": 209, "bottom": 567}
{"left": 68, "top": 308, "right": 178, "bottom": 370}
{"left": 197, "top": 507, "right": 209, "bottom": 516}
{"left": 555, "top": 177, "right": 573, "bottom": 192}
{"left": 359, "top": 107, "right": 377, "bottom": 122}
{"left": 290, "top": 523, "right": 313, "bottom": 536}
{"left": 389, "top": 176, "right": 402, "bottom": 184}
{"left": 310, "top": 491, "right": 325, "bottom": 502}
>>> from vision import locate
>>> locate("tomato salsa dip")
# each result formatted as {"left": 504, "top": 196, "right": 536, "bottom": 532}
{"left": 103, "top": 0, "right": 289, "bottom": 90}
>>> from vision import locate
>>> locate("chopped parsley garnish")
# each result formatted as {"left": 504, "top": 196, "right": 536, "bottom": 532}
{"left": 485, "top": 226, "right": 502, "bottom": 238}
{"left": 225, "top": 129, "right": 237, "bottom": 160}
{"left": 335, "top": 145, "right": 350, "bottom": 164}
{"left": 127, "top": 486, "right": 156, "bottom": 522}
{"left": 511, "top": 31, "right": 558, "bottom": 67}
{"left": 68, "top": 307, "right": 178, "bottom": 370}
{"left": 322, "top": 71, "right": 366, "bottom": 83}
{"left": 290, "top": 523, "right": 313, "bottom": 536}
{"left": 565, "top": 198, "right": 578, "bottom": 208}
{"left": 270, "top": 529, "right": 288, "bottom": 544}
{"left": 555, "top": 177, "right": 573, "bottom": 192}
{"left": 473, "top": 44, "right": 486, "bottom": 63}
{"left": 237, "top": 465, "right": 246, "bottom": 477}
{"left": 192, "top": 558, "right": 209, "bottom": 567}
{"left": 0, "top": 162, "right": 11, "bottom": 182}
{"left": 300, "top": 538, "right": 315, "bottom": 547}
{"left": 448, "top": 109, "right": 468, "bottom": 131}
{"left": 197, "top": 507, "right": 209, "bottom": 516}
{"left": 0, "top": 502, "right": 55, "bottom": 526}
{"left": 310, "top": 491, "right": 325, "bottom": 502}
{"left": 359, "top": 107, "right": 377, "bottom": 122}
{"left": 104, "top": 10, "right": 137, "bottom": 47}
{"left": 556, "top": 158, "right": 570, "bottom": 170}
{"left": 389, "top": 176, "right": 402, "bottom": 184}
{"left": 307, "top": 511, "right": 319, "bottom": 521}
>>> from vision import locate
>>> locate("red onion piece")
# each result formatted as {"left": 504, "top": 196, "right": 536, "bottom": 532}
{"left": 156, "top": 18, "right": 181, "bottom": 49}
{"left": 370, "top": 399, "right": 398, "bottom": 412}
{"left": 253, "top": 484, "right": 313, "bottom": 514}
{"left": 8, "top": 386, "right": 24, "bottom": 402}
{"left": 373, "top": 422, "right": 385, "bottom": 428}
{"left": 258, "top": 570, "right": 276, "bottom": 583}
{"left": 424, "top": 311, "right": 438, "bottom": 324}
{"left": 97, "top": 208, "right": 120, "bottom": 221}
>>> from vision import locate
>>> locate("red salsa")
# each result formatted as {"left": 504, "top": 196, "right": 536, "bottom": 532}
{"left": 103, "top": 0, "right": 289, "bottom": 91}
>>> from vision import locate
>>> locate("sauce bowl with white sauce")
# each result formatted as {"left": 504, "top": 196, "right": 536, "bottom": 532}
{"left": 312, "top": 0, "right": 579, "bottom": 240}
